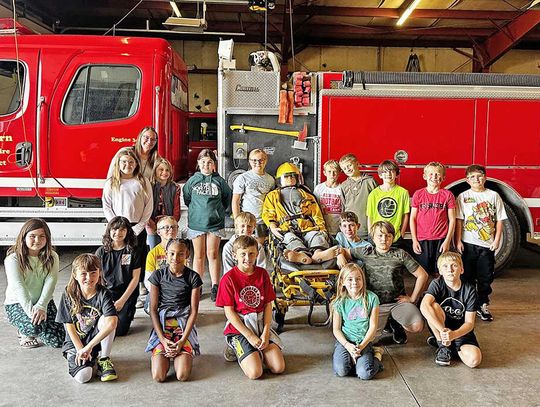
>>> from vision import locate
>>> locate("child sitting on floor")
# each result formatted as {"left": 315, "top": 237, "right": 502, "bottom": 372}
{"left": 216, "top": 235, "right": 285, "bottom": 379}
{"left": 332, "top": 263, "right": 383, "bottom": 380}
{"left": 56, "top": 254, "right": 118, "bottom": 383}
{"left": 146, "top": 239, "right": 202, "bottom": 382}
{"left": 420, "top": 252, "right": 482, "bottom": 368}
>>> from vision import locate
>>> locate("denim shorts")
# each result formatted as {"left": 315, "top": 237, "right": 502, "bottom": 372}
{"left": 186, "top": 227, "right": 226, "bottom": 240}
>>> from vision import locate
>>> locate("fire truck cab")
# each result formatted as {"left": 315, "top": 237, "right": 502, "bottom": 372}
{"left": 0, "top": 27, "right": 189, "bottom": 245}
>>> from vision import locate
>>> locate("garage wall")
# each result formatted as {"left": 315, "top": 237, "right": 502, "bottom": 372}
{"left": 170, "top": 40, "right": 540, "bottom": 113}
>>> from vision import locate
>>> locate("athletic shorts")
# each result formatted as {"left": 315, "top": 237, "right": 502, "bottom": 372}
{"left": 152, "top": 318, "right": 193, "bottom": 357}
{"left": 64, "top": 348, "right": 98, "bottom": 377}
{"left": 450, "top": 331, "right": 480, "bottom": 355}
{"left": 226, "top": 334, "right": 275, "bottom": 364}
{"left": 377, "top": 302, "right": 423, "bottom": 337}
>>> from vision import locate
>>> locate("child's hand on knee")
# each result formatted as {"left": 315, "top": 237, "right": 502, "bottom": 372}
{"left": 247, "top": 333, "right": 262, "bottom": 349}
{"left": 76, "top": 346, "right": 92, "bottom": 365}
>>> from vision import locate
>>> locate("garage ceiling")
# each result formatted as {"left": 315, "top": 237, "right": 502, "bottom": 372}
{"left": 2, "top": 0, "right": 540, "bottom": 69}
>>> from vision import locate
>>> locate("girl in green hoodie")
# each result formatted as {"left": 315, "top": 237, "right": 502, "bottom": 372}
{"left": 183, "top": 149, "right": 232, "bottom": 301}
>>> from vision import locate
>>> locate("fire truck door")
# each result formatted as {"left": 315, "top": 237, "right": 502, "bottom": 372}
{"left": 0, "top": 49, "right": 39, "bottom": 198}
{"left": 46, "top": 52, "right": 153, "bottom": 198}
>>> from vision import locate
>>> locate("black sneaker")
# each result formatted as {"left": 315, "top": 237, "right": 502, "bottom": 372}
{"left": 477, "top": 303, "right": 493, "bottom": 322}
{"left": 426, "top": 335, "right": 438, "bottom": 348}
{"left": 389, "top": 317, "right": 407, "bottom": 344}
{"left": 211, "top": 284, "right": 219, "bottom": 302}
{"left": 97, "top": 357, "right": 118, "bottom": 381}
{"left": 435, "top": 346, "right": 452, "bottom": 366}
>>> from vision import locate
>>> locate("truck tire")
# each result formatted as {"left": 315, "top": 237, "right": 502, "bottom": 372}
{"left": 494, "top": 203, "right": 520, "bottom": 276}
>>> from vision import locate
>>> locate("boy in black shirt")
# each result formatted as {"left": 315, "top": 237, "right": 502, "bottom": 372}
{"left": 420, "top": 252, "right": 482, "bottom": 368}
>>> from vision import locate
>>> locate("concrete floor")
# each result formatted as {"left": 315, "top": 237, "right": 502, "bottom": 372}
{"left": 1, "top": 247, "right": 539, "bottom": 407}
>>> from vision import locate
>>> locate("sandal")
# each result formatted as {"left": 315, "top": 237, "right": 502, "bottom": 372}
{"left": 18, "top": 333, "right": 40, "bottom": 349}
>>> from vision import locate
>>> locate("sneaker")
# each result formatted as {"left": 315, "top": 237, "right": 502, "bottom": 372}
{"left": 135, "top": 296, "right": 145, "bottom": 309}
{"left": 435, "top": 346, "right": 452, "bottom": 366}
{"left": 211, "top": 284, "right": 219, "bottom": 302}
{"left": 426, "top": 335, "right": 438, "bottom": 348}
{"left": 382, "top": 318, "right": 392, "bottom": 335}
{"left": 97, "top": 357, "right": 118, "bottom": 382}
{"left": 389, "top": 318, "right": 407, "bottom": 344}
{"left": 477, "top": 303, "right": 493, "bottom": 322}
{"left": 223, "top": 345, "right": 237, "bottom": 362}
{"left": 373, "top": 346, "right": 383, "bottom": 362}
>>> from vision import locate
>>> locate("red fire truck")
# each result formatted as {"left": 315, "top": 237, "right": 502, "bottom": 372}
{"left": 218, "top": 68, "right": 540, "bottom": 272}
{"left": 0, "top": 23, "right": 190, "bottom": 245}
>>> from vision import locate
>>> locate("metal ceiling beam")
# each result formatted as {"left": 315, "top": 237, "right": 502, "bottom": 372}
{"left": 474, "top": 9, "right": 540, "bottom": 69}
{"left": 278, "top": 6, "right": 521, "bottom": 20}
{"left": 44, "top": 2, "right": 523, "bottom": 21}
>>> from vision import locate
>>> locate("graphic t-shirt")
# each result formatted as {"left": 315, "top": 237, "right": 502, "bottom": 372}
{"left": 148, "top": 266, "right": 203, "bottom": 312}
{"left": 56, "top": 287, "right": 117, "bottom": 353}
{"left": 313, "top": 183, "right": 345, "bottom": 235}
{"left": 411, "top": 188, "right": 456, "bottom": 241}
{"left": 333, "top": 290, "right": 379, "bottom": 344}
{"left": 426, "top": 277, "right": 477, "bottom": 330}
{"left": 215, "top": 266, "right": 276, "bottom": 336}
{"left": 366, "top": 185, "right": 410, "bottom": 241}
{"left": 456, "top": 189, "right": 507, "bottom": 248}
{"left": 95, "top": 246, "right": 141, "bottom": 300}
{"left": 350, "top": 246, "right": 419, "bottom": 304}
{"left": 146, "top": 244, "right": 167, "bottom": 273}
{"left": 233, "top": 171, "right": 275, "bottom": 223}
{"left": 341, "top": 175, "right": 378, "bottom": 239}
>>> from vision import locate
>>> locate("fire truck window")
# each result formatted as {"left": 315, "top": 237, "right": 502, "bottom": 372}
{"left": 0, "top": 61, "right": 24, "bottom": 116}
{"left": 63, "top": 65, "right": 140, "bottom": 124}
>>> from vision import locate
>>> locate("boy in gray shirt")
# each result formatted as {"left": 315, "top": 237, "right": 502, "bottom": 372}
{"left": 232, "top": 149, "right": 275, "bottom": 244}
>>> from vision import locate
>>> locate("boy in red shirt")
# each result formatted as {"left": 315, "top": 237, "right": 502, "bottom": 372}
{"left": 410, "top": 162, "right": 456, "bottom": 276}
{"left": 215, "top": 235, "right": 285, "bottom": 379}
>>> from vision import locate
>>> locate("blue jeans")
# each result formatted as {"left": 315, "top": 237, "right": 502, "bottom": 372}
{"left": 333, "top": 342, "right": 382, "bottom": 380}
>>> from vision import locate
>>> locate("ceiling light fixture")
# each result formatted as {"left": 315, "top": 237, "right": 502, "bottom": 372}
{"left": 164, "top": 0, "right": 207, "bottom": 32}
{"left": 396, "top": 0, "right": 422, "bottom": 26}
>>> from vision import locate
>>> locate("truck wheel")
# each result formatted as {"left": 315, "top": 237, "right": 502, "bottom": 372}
{"left": 494, "top": 203, "right": 520, "bottom": 276}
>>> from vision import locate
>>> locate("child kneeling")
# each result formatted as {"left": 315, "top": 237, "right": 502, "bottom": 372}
{"left": 146, "top": 239, "right": 202, "bottom": 382}
{"left": 332, "top": 263, "right": 383, "bottom": 380}
{"left": 56, "top": 254, "right": 119, "bottom": 383}
{"left": 420, "top": 252, "right": 482, "bottom": 368}
{"left": 216, "top": 235, "right": 285, "bottom": 379}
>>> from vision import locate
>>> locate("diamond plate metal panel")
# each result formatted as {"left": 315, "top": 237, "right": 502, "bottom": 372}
{"left": 222, "top": 70, "right": 280, "bottom": 109}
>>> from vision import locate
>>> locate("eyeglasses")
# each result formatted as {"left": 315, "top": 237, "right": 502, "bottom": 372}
{"left": 142, "top": 136, "right": 157, "bottom": 143}
{"left": 119, "top": 159, "right": 136, "bottom": 165}
{"left": 250, "top": 159, "right": 266, "bottom": 164}
{"left": 158, "top": 225, "right": 179, "bottom": 231}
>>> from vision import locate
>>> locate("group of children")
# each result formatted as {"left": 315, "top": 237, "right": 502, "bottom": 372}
{"left": 3, "top": 128, "right": 507, "bottom": 383}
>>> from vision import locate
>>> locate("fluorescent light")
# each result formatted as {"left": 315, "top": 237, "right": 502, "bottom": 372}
{"left": 396, "top": 0, "right": 422, "bottom": 26}
{"left": 170, "top": 1, "right": 182, "bottom": 17}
